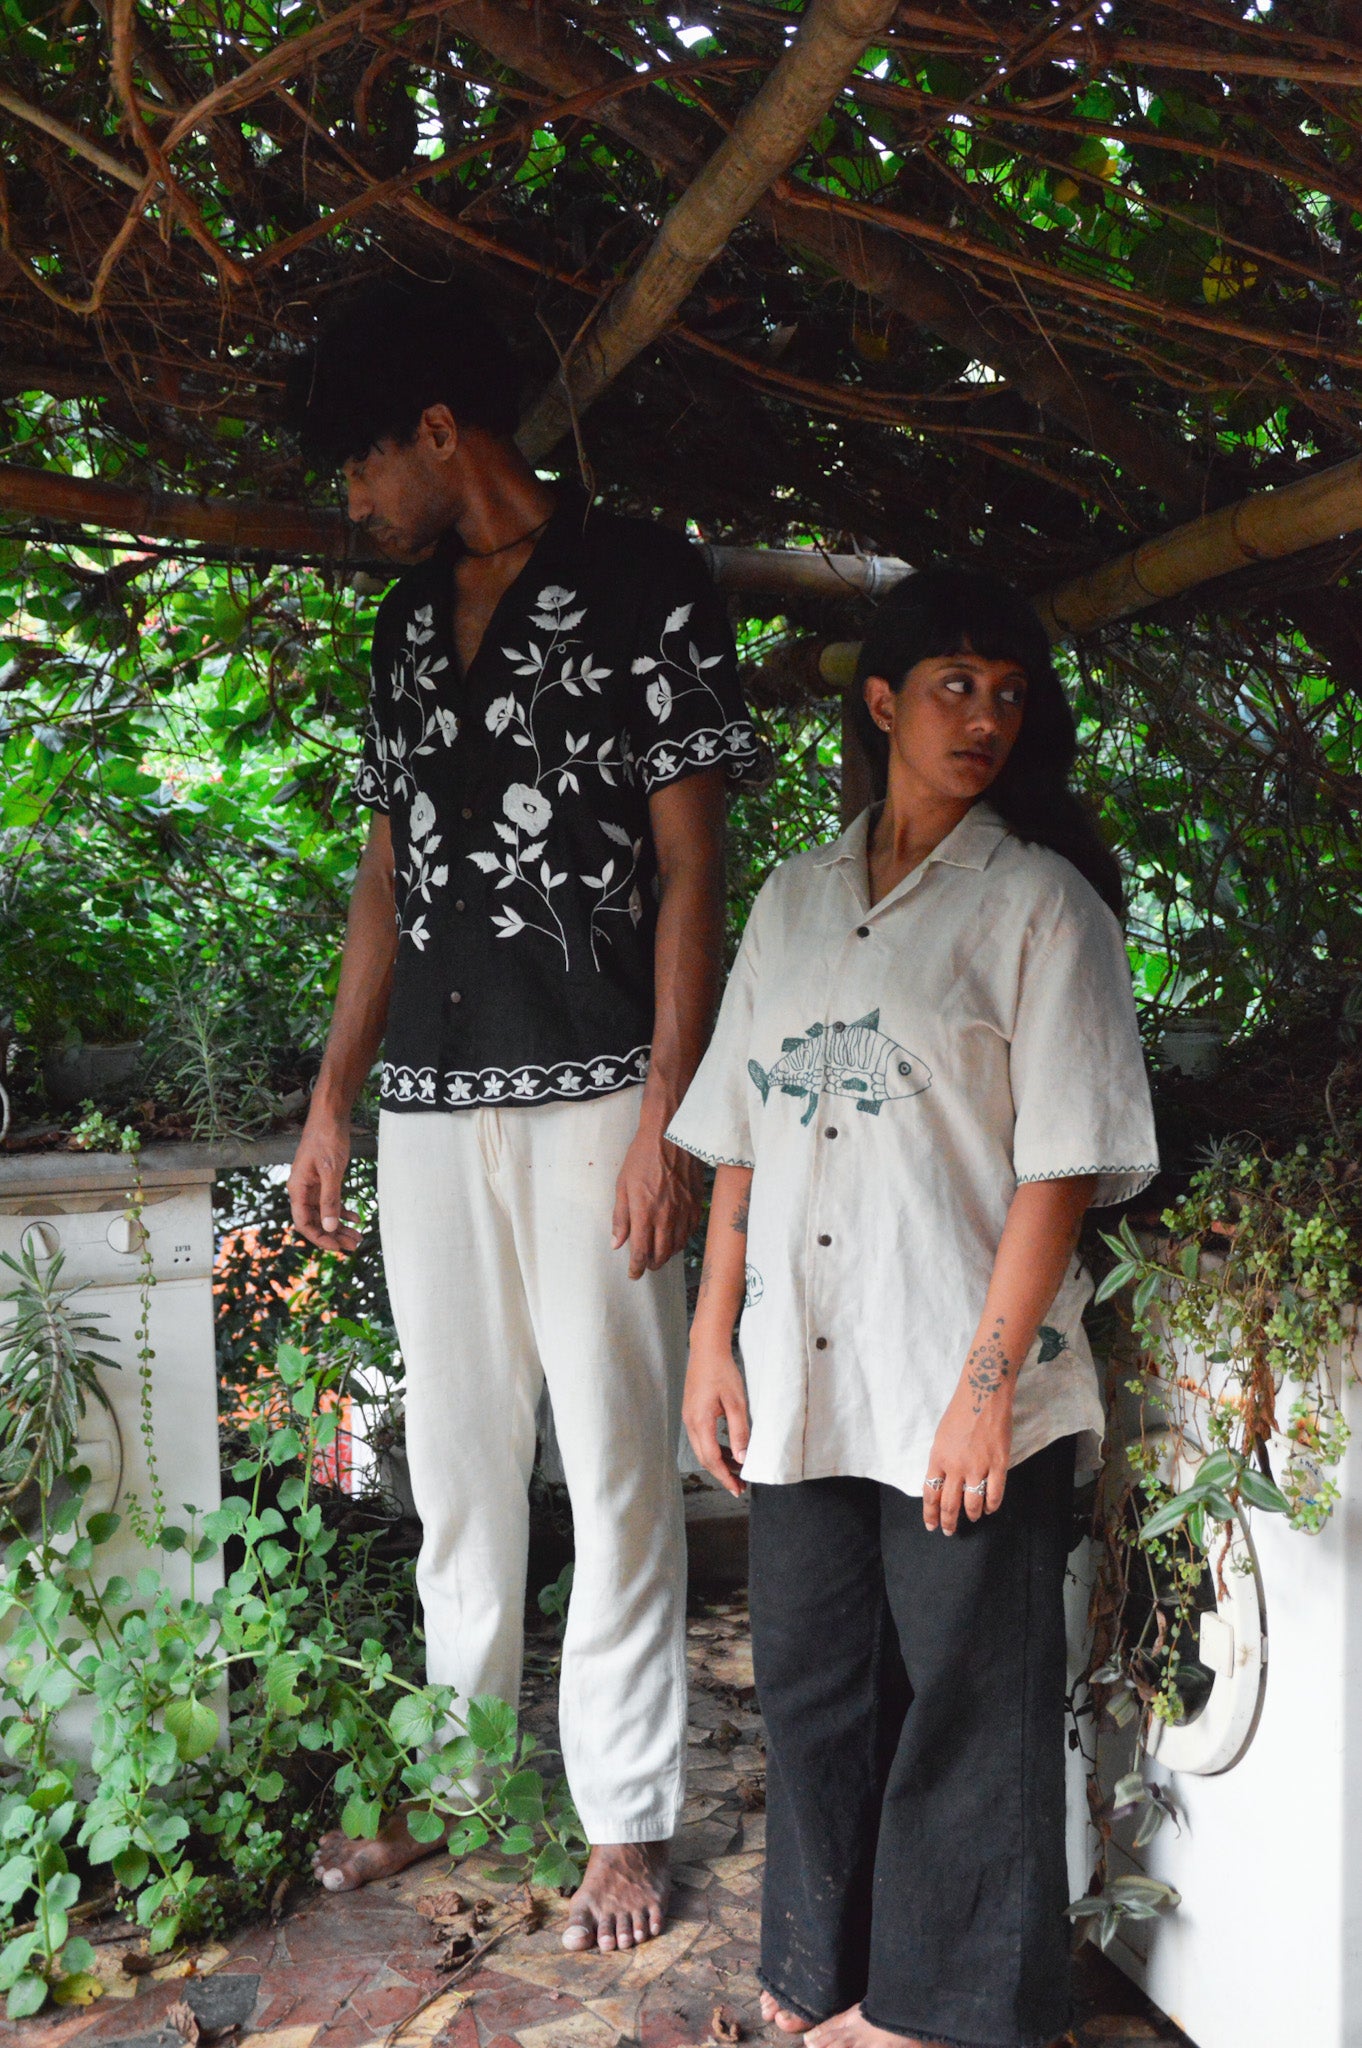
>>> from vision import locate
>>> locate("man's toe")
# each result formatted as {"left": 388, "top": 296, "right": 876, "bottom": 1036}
{"left": 631, "top": 1911, "right": 651, "bottom": 1944}
{"left": 561, "top": 1917, "right": 596, "bottom": 1953}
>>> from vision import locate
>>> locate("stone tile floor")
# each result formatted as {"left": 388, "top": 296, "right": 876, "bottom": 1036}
{"left": 4, "top": 1594, "right": 1190, "bottom": 2048}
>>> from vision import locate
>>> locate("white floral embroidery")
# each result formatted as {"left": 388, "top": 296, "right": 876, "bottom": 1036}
{"left": 410, "top": 791, "right": 436, "bottom": 840}
{"left": 469, "top": 584, "right": 631, "bottom": 968}
{"left": 503, "top": 783, "right": 553, "bottom": 835}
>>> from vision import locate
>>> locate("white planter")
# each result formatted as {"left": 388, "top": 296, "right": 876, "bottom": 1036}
{"left": 0, "top": 1149, "right": 224, "bottom": 1759}
{"left": 1089, "top": 1305, "right": 1362, "bottom": 2048}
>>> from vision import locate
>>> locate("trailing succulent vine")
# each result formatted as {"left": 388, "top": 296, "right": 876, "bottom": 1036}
{"left": 1068, "top": 1130, "right": 1362, "bottom": 1951}
{"left": 0, "top": 1289, "right": 585, "bottom": 2020}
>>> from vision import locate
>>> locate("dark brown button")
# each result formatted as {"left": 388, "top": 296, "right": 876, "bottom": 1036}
{"left": 825, "top": 1126, "right": 838, "bottom": 1139}
{"left": 818, "top": 1233, "right": 832, "bottom": 1246}
{"left": 455, "top": 898, "right": 466, "bottom": 911}
{"left": 815, "top": 1337, "right": 829, "bottom": 1351}
{"left": 856, "top": 925, "right": 870, "bottom": 938}
{"left": 832, "top": 1020, "right": 844, "bottom": 1032}
{"left": 461, "top": 806, "right": 473, "bottom": 820}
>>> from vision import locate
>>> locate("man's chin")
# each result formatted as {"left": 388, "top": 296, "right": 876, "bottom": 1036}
{"left": 368, "top": 530, "right": 439, "bottom": 565}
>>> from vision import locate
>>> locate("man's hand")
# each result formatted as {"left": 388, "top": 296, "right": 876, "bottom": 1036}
{"left": 611, "top": 1127, "right": 702, "bottom": 1278}
{"left": 289, "top": 1110, "right": 363, "bottom": 1256}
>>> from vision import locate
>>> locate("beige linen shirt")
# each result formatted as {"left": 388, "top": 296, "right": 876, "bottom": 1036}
{"left": 668, "top": 803, "right": 1158, "bottom": 1492}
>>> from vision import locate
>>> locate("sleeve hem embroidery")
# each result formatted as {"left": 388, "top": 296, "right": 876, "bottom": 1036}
{"left": 1016, "top": 1163, "right": 1158, "bottom": 1189}
{"left": 665, "top": 1130, "right": 755, "bottom": 1170}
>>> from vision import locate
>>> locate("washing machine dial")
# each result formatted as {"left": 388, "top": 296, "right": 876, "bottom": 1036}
{"left": 19, "top": 1218, "right": 60, "bottom": 1262}
{"left": 106, "top": 1212, "right": 148, "bottom": 1255}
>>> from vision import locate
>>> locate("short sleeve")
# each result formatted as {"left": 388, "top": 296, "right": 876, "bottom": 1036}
{"left": 624, "top": 541, "right": 766, "bottom": 796}
{"left": 354, "top": 688, "right": 388, "bottom": 812}
{"left": 667, "top": 926, "right": 761, "bottom": 1170}
{"left": 1010, "top": 877, "right": 1158, "bottom": 1209}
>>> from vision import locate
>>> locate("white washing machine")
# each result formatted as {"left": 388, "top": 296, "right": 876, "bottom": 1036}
{"left": 1080, "top": 1326, "right": 1362, "bottom": 2048}
{"left": 0, "top": 1148, "right": 224, "bottom": 1758}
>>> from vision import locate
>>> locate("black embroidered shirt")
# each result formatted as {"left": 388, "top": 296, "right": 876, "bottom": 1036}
{"left": 355, "top": 495, "right": 763, "bottom": 1112}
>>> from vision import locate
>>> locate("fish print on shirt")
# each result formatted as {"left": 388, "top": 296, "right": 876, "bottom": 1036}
{"left": 748, "top": 1009, "right": 931, "bottom": 1127}
{"left": 1036, "top": 1325, "right": 1070, "bottom": 1362}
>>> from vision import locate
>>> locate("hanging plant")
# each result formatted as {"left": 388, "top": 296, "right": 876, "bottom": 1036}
{"left": 1067, "top": 1131, "right": 1361, "bottom": 1947}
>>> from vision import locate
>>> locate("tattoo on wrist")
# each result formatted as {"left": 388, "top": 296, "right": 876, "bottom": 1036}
{"left": 966, "top": 1316, "right": 1012, "bottom": 1413}
{"left": 731, "top": 1195, "right": 749, "bottom": 1234}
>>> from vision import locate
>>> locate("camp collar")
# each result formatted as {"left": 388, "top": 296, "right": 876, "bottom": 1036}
{"left": 813, "top": 799, "right": 1010, "bottom": 881}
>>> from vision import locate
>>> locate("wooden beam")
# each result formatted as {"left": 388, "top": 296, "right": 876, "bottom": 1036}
{"left": 516, "top": 0, "right": 899, "bottom": 462}
{"left": 0, "top": 463, "right": 356, "bottom": 556}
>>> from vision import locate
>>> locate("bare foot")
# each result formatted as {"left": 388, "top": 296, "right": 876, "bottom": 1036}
{"left": 561, "top": 1841, "right": 671, "bottom": 1953}
{"left": 312, "top": 1805, "right": 446, "bottom": 1893}
{"left": 761, "top": 1988, "right": 815, "bottom": 2033}
{"left": 805, "top": 2007, "right": 933, "bottom": 2048}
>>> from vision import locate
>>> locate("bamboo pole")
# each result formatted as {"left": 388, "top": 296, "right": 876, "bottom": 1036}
{"left": 515, "top": 0, "right": 899, "bottom": 463}
{"left": 2, "top": 452, "right": 1358, "bottom": 645}
{"left": 1035, "top": 452, "right": 1362, "bottom": 639}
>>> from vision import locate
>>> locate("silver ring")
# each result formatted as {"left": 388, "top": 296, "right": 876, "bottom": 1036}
{"left": 965, "top": 1480, "right": 989, "bottom": 1497}
{"left": 924, "top": 1475, "right": 945, "bottom": 1492}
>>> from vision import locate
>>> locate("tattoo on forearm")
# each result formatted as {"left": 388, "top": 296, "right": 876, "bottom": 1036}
{"left": 731, "top": 1195, "right": 750, "bottom": 1234}
{"left": 697, "top": 1258, "right": 713, "bottom": 1302}
{"left": 966, "top": 1316, "right": 1012, "bottom": 1413}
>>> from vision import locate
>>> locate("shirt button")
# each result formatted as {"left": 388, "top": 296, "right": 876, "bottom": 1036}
{"left": 856, "top": 925, "right": 870, "bottom": 938}
{"left": 815, "top": 1336, "right": 829, "bottom": 1351}
{"left": 832, "top": 1020, "right": 844, "bottom": 1032}
{"left": 455, "top": 899, "right": 466, "bottom": 911}
{"left": 461, "top": 806, "right": 473, "bottom": 820}
{"left": 825, "top": 1126, "right": 838, "bottom": 1140}
{"left": 450, "top": 991, "right": 462, "bottom": 1004}
{"left": 818, "top": 1233, "right": 832, "bottom": 1246}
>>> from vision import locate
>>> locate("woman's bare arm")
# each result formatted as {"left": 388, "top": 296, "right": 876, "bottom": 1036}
{"left": 682, "top": 1163, "right": 754, "bottom": 1496}
{"left": 924, "top": 1175, "right": 1096, "bottom": 1535}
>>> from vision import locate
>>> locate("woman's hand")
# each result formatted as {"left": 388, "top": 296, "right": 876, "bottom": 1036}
{"left": 683, "top": 1341, "right": 751, "bottom": 1498}
{"left": 923, "top": 1317, "right": 1016, "bottom": 1534}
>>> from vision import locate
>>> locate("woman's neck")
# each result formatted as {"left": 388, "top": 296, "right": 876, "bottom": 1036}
{"left": 867, "top": 776, "right": 975, "bottom": 896}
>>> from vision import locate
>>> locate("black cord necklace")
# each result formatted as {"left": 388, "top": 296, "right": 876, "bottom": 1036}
{"left": 461, "top": 513, "right": 552, "bottom": 561}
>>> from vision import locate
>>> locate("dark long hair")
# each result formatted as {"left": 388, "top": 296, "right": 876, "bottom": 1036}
{"left": 852, "top": 564, "right": 1123, "bottom": 918}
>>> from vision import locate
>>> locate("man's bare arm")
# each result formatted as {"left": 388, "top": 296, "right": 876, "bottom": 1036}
{"left": 289, "top": 813, "right": 397, "bottom": 1255}
{"left": 611, "top": 769, "right": 726, "bottom": 1277}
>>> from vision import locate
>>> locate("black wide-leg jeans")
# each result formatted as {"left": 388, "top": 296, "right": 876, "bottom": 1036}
{"left": 749, "top": 1436, "right": 1076, "bottom": 2048}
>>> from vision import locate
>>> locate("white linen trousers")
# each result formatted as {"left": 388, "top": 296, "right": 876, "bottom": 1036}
{"left": 377, "top": 1088, "right": 689, "bottom": 1842}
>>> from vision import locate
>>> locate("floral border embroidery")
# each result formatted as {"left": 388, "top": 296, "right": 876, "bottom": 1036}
{"left": 383, "top": 1045, "right": 652, "bottom": 1108}
{"left": 634, "top": 723, "right": 764, "bottom": 794}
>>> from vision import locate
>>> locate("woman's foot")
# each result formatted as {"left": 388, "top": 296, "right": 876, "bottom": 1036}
{"left": 561, "top": 1841, "right": 671, "bottom": 1952}
{"left": 761, "top": 1988, "right": 814, "bottom": 2033}
{"left": 805, "top": 2008, "right": 937, "bottom": 2048}
{"left": 312, "top": 1804, "right": 447, "bottom": 1892}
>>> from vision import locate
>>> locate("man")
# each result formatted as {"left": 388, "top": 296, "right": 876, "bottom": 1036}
{"left": 285, "top": 277, "right": 761, "bottom": 1954}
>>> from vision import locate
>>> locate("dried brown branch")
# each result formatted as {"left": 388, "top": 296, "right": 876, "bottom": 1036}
{"left": 517, "top": 0, "right": 901, "bottom": 458}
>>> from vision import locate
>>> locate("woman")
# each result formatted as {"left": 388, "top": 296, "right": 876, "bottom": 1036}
{"left": 667, "top": 566, "right": 1157, "bottom": 2048}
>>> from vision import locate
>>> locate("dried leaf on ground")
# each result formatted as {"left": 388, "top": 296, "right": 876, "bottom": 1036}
{"left": 736, "top": 1775, "right": 766, "bottom": 1811}
{"left": 415, "top": 1888, "right": 466, "bottom": 1922}
{"left": 122, "top": 1949, "right": 156, "bottom": 1976}
{"left": 165, "top": 1999, "right": 200, "bottom": 2044}
{"left": 710, "top": 2006, "right": 742, "bottom": 2042}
